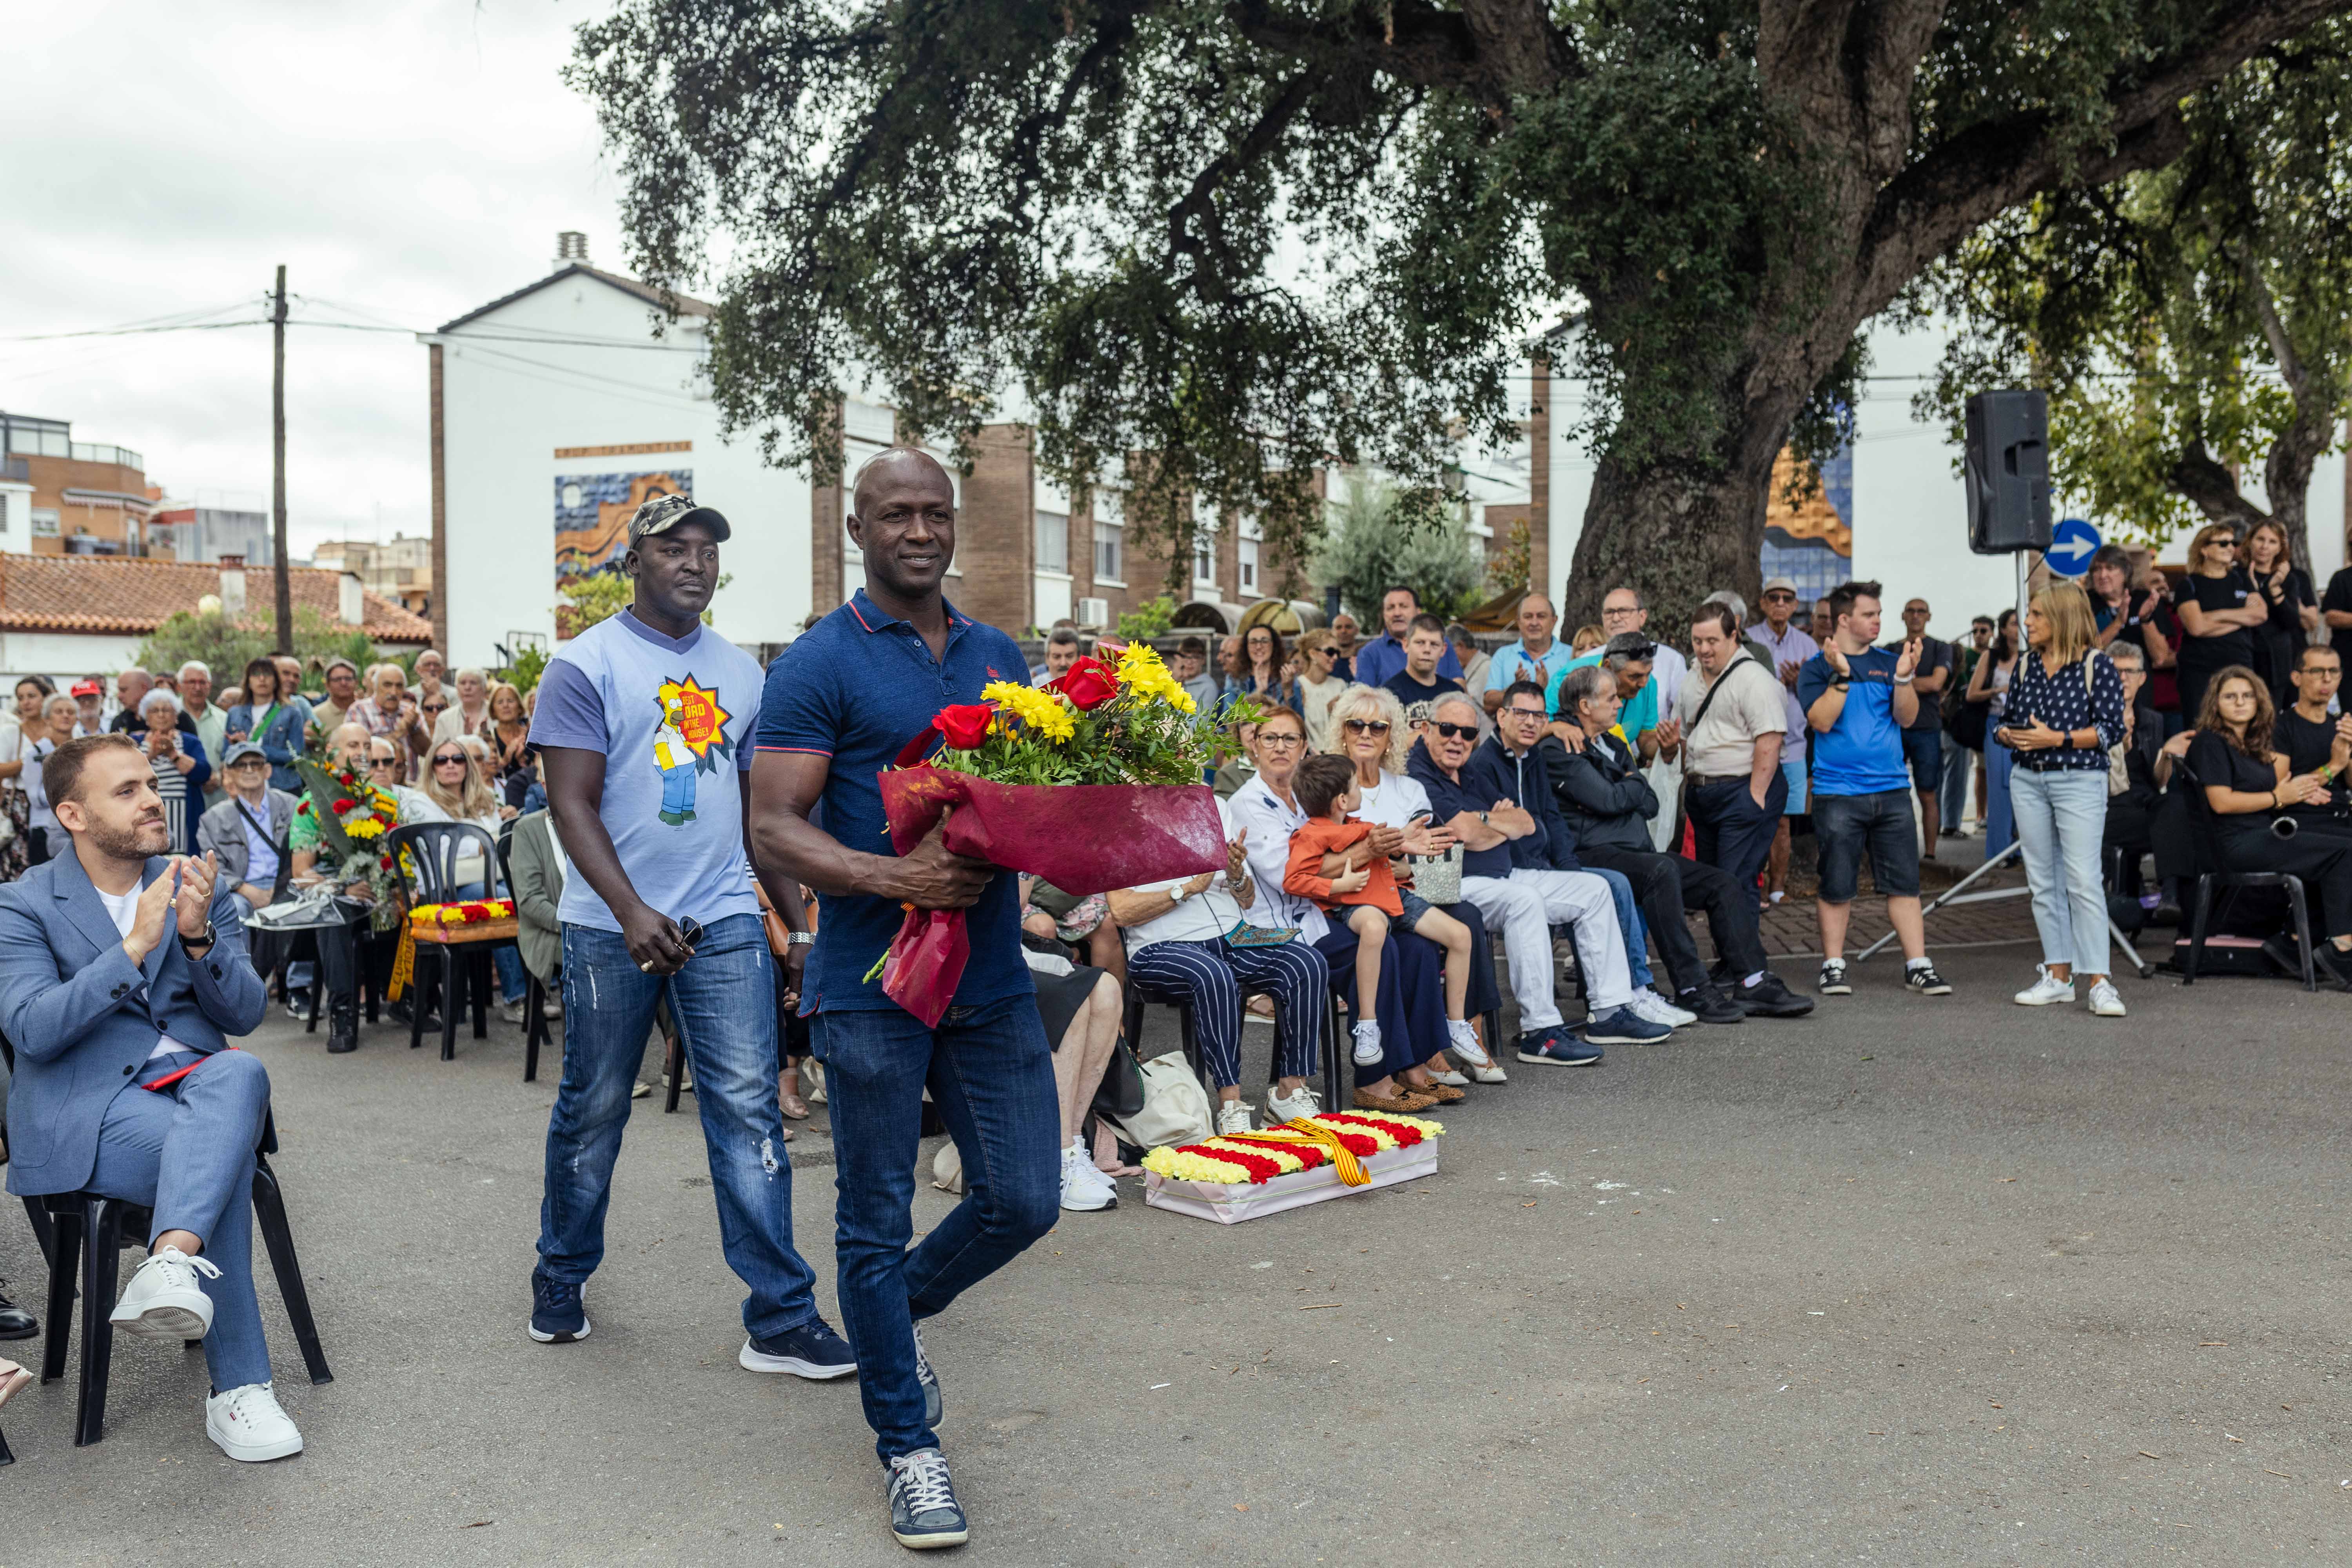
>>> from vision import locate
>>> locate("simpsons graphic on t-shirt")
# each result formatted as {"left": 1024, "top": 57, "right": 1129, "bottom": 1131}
{"left": 651, "top": 675, "right": 735, "bottom": 826}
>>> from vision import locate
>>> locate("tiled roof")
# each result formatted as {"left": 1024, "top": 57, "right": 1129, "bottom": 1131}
{"left": 0, "top": 553, "right": 433, "bottom": 642}
{"left": 436, "top": 264, "right": 713, "bottom": 335}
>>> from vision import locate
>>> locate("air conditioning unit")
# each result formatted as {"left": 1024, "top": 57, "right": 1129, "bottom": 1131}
{"left": 1076, "top": 597, "right": 1109, "bottom": 628}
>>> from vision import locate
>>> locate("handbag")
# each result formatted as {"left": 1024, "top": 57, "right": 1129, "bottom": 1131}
{"left": 1404, "top": 841, "right": 1463, "bottom": 904}
{"left": 1107, "top": 1051, "right": 1214, "bottom": 1151}
{"left": 1089, "top": 1032, "right": 1147, "bottom": 1121}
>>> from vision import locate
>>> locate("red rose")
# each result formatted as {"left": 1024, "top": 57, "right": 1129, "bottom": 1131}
{"left": 332, "top": 798, "right": 355, "bottom": 812}
{"left": 1052, "top": 657, "right": 1119, "bottom": 711}
{"left": 935, "top": 703, "right": 995, "bottom": 750}
{"left": 379, "top": 855, "right": 394, "bottom": 869}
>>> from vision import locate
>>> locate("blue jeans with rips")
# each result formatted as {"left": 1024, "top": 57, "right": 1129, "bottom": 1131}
{"left": 810, "top": 994, "right": 1060, "bottom": 1463}
{"left": 536, "top": 913, "right": 819, "bottom": 1341}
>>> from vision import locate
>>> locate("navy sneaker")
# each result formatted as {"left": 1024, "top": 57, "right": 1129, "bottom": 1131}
{"left": 739, "top": 1316, "right": 858, "bottom": 1379}
{"left": 912, "top": 1321, "right": 943, "bottom": 1428}
{"left": 528, "top": 1274, "right": 589, "bottom": 1344}
{"left": 1581, "top": 1004, "right": 1671, "bottom": 1046}
{"left": 1517, "top": 1029, "right": 1606, "bottom": 1066}
{"left": 886, "top": 1446, "right": 969, "bottom": 1549}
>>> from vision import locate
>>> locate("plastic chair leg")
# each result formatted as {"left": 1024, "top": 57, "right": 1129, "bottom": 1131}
{"left": 2183, "top": 878, "right": 2214, "bottom": 984}
{"left": 22, "top": 1194, "right": 56, "bottom": 1269}
{"left": 252, "top": 1159, "right": 333, "bottom": 1386}
{"left": 523, "top": 974, "right": 545, "bottom": 1082}
{"left": 407, "top": 966, "right": 427, "bottom": 1051}
{"left": 2285, "top": 879, "right": 2317, "bottom": 992}
{"left": 74, "top": 1198, "right": 123, "bottom": 1446}
{"left": 39, "top": 1207, "right": 80, "bottom": 1384}
{"left": 440, "top": 952, "right": 462, "bottom": 1062}
{"left": 470, "top": 951, "right": 489, "bottom": 1040}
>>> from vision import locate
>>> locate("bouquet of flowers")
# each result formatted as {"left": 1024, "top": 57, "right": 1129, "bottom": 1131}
{"left": 294, "top": 758, "right": 409, "bottom": 929}
{"left": 872, "top": 642, "right": 1261, "bottom": 1025}
{"left": 410, "top": 898, "right": 515, "bottom": 927}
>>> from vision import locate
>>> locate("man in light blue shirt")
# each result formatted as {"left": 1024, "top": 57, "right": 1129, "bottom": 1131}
{"left": 1481, "top": 592, "right": 1578, "bottom": 715}
{"left": 1352, "top": 585, "right": 1465, "bottom": 689}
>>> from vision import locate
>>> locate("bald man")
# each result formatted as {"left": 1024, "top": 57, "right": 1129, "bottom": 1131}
{"left": 1483, "top": 592, "right": 1576, "bottom": 714}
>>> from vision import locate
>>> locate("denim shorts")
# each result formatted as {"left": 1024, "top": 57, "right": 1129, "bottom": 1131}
{"left": 1811, "top": 788, "right": 1921, "bottom": 902}
{"left": 1900, "top": 727, "right": 1943, "bottom": 792}
{"left": 1396, "top": 889, "right": 1438, "bottom": 929}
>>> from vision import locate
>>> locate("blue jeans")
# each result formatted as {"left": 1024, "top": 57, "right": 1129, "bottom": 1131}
{"left": 1939, "top": 741, "right": 1974, "bottom": 829}
{"left": 1581, "top": 864, "right": 1655, "bottom": 989}
{"left": 1983, "top": 734, "right": 2016, "bottom": 858}
{"left": 659, "top": 763, "right": 696, "bottom": 819}
{"left": 2011, "top": 768, "right": 2112, "bottom": 973}
{"left": 811, "top": 995, "right": 1060, "bottom": 1463}
{"left": 537, "top": 914, "right": 818, "bottom": 1341}
{"left": 90, "top": 1049, "right": 273, "bottom": 1390}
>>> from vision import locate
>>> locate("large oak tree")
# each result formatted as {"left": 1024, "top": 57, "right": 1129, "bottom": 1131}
{"left": 569, "top": 0, "right": 2349, "bottom": 622}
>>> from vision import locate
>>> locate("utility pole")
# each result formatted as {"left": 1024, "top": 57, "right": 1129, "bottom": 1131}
{"left": 271, "top": 264, "right": 292, "bottom": 654}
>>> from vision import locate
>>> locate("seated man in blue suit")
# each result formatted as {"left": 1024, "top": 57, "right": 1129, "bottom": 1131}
{"left": 0, "top": 733, "right": 293, "bottom": 1461}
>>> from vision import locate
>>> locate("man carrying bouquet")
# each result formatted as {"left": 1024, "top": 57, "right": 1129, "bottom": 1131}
{"left": 752, "top": 447, "right": 1060, "bottom": 1551}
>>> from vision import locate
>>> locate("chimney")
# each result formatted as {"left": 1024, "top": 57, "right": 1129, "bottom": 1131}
{"left": 217, "top": 561, "right": 247, "bottom": 618}
{"left": 553, "top": 230, "right": 589, "bottom": 272}
{"left": 338, "top": 571, "right": 364, "bottom": 627}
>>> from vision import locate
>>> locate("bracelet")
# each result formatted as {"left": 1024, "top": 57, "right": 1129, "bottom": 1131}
{"left": 784, "top": 931, "right": 815, "bottom": 946}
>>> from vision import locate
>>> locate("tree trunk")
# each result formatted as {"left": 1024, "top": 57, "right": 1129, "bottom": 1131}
{"left": 1564, "top": 450, "right": 1776, "bottom": 633}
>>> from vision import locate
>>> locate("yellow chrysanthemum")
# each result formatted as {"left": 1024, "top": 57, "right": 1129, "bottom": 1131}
{"left": 981, "top": 682, "right": 1076, "bottom": 744}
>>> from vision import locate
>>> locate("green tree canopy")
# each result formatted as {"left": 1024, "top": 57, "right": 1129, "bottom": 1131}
{"left": 1312, "top": 479, "right": 1486, "bottom": 622}
{"left": 133, "top": 609, "right": 379, "bottom": 691}
{"left": 571, "top": 0, "right": 2349, "bottom": 628}
{"left": 1922, "top": 18, "right": 2352, "bottom": 568}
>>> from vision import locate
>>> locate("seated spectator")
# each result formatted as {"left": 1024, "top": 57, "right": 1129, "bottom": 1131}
{"left": 1020, "top": 873, "right": 1125, "bottom": 985}
{"left": 1406, "top": 688, "right": 1671, "bottom": 1060}
{"left": 1551, "top": 664, "right": 1811, "bottom": 1021}
{"left": 1548, "top": 632, "right": 1669, "bottom": 762}
{"left": 197, "top": 743, "right": 298, "bottom": 915}
{"left": 1109, "top": 798, "right": 1330, "bottom": 1133}
{"left": 222, "top": 656, "right": 311, "bottom": 795}
{"left": 1678, "top": 603, "right": 1791, "bottom": 896}
{"left": 1447, "top": 623, "right": 1489, "bottom": 702}
{"left": 129, "top": 688, "right": 212, "bottom": 855}
{"left": 1212, "top": 719, "right": 1260, "bottom": 799}
{"left": 2187, "top": 667, "right": 2352, "bottom": 983}
{"left": 2100, "top": 641, "right": 2187, "bottom": 901}
{"left": 1382, "top": 613, "right": 1466, "bottom": 711}
{"left": 508, "top": 801, "right": 566, "bottom": 1016}
{"left": 1285, "top": 753, "right": 1479, "bottom": 1068}
{"left": 0, "top": 734, "right": 294, "bottom": 1461}
{"left": 1015, "top": 931, "right": 1127, "bottom": 1212}
{"left": 1227, "top": 704, "right": 1480, "bottom": 1108}
{"left": 2273, "top": 644, "right": 2352, "bottom": 842}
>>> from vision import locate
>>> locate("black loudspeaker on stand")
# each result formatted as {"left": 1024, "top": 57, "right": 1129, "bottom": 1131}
{"left": 1965, "top": 389, "right": 2052, "bottom": 555}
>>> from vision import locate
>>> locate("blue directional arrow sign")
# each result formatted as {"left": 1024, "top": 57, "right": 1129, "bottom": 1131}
{"left": 2045, "top": 517, "right": 2100, "bottom": 577}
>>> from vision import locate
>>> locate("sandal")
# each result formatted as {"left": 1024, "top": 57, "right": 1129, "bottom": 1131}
{"left": 1406, "top": 1079, "right": 1466, "bottom": 1105}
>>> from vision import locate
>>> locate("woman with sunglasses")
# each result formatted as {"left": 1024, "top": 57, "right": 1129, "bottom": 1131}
{"left": 422, "top": 740, "right": 530, "bottom": 1022}
{"left": 2174, "top": 522, "right": 2267, "bottom": 728}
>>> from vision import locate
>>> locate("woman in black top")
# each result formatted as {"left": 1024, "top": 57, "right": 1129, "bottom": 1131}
{"left": 2243, "top": 519, "right": 2320, "bottom": 704}
{"left": 2174, "top": 523, "right": 2267, "bottom": 726}
{"left": 2185, "top": 666, "right": 2352, "bottom": 981}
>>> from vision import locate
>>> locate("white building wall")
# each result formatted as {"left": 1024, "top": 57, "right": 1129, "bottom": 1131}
{"left": 0, "top": 630, "right": 148, "bottom": 683}
{"left": 431, "top": 273, "right": 815, "bottom": 665}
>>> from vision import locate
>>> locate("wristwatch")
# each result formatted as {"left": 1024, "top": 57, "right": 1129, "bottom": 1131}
{"left": 785, "top": 931, "right": 815, "bottom": 946}
{"left": 1169, "top": 883, "right": 1191, "bottom": 904}
{"left": 178, "top": 922, "right": 215, "bottom": 954}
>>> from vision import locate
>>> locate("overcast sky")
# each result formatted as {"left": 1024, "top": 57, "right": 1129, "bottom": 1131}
{"left": 1, "top": 1, "right": 638, "bottom": 556}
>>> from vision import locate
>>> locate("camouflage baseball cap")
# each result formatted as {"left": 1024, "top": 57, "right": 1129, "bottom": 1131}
{"left": 628, "top": 492, "right": 731, "bottom": 543}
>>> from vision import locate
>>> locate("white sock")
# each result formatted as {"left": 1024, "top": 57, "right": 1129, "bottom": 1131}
{"left": 1905, "top": 957, "right": 1931, "bottom": 973}
{"left": 1743, "top": 971, "right": 1764, "bottom": 988}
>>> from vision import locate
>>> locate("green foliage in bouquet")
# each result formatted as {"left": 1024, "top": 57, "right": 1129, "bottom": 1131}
{"left": 926, "top": 644, "right": 1262, "bottom": 789}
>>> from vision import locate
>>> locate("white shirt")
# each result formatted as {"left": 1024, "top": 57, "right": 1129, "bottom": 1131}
{"left": 94, "top": 880, "right": 198, "bottom": 1061}
{"left": 1227, "top": 773, "right": 1329, "bottom": 942}
{"left": 1121, "top": 797, "right": 1250, "bottom": 948}
{"left": 1648, "top": 643, "right": 1689, "bottom": 715}
{"left": 1350, "top": 769, "right": 1432, "bottom": 831}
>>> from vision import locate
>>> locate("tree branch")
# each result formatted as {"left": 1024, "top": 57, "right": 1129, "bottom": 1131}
{"left": 2169, "top": 440, "right": 2265, "bottom": 522}
{"left": 1227, "top": 0, "right": 1575, "bottom": 111}
{"left": 1167, "top": 71, "right": 1319, "bottom": 286}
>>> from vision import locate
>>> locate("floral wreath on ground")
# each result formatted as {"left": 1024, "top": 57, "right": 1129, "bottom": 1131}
{"left": 1142, "top": 1111, "right": 1444, "bottom": 1185}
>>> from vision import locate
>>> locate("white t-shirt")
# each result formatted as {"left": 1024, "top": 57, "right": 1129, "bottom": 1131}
{"left": 1121, "top": 797, "right": 1251, "bottom": 949}
{"left": 94, "top": 880, "right": 197, "bottom": 1062}
{"left": 1349, "top": 769, "right": 1432, "bottom": 831}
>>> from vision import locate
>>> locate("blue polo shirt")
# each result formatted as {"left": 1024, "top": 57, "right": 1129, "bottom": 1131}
{"left": 756, "top": 589, "right": 1030, "bottom": 1016}
{"left": 1795, "top": 645, "right": 1911, "bottom": 796}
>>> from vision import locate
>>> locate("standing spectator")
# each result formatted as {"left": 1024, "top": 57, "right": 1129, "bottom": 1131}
{"left": 1999, "top": 583, "right": 2128, "bottom": 1016}
{"left": 1353, "top": 586, "right": 1466, "bottom": 689}
{"left": 1810, "top": 597, "right": 1835, "bottom": 647}
{"left": 483, "top": 681, "right": 534, "bottom": 801}
{"left": 1446, "top": 623, "right": 1489, "bottom": 703}
{"left": 1290, "top": 630, "right": 1351, "bottom": 754}
{"left": 2325, "top": 553, "right": 2352, "bottom": 668}
{"left": 1749, "top": 577, "right": 1819, "bottom": 906}
{"left": 1797, "top": 581, "right": 1949, "bottom": 998}
{"left": 1033, "top": 626, "right": 1082, "bottom": 684}
{"left": 2273, "top": 644, "right": 2352, "bottom": 839}
{"left": 2174, "top": 521, "right": 2265, "bottom": 726}
{"left": 223, "top": 657, "right": 311, "bottom": 795}
{"left": 412, "top": 648, "right": 449, "bottom": 709}
{"left": 19, "top": 691, "right": 78, "bottom": 868}
{"left": 70, "top": 678, "right": 105, "bottom": 738}
{"left": 1482, "top": 592, "right": 1577, "bottom": 716}
{"left": 1174, "top": 636, "right": 1221, "bottom": 713}
{"left": 1887, "top": 598, "right": 1953, "bottom": 854}
{"left": 528, "top": 494, "right": 848, "bottom": 1387}
{"left": 275, "top": 655, "right": 309, "bottom": 707}
{"left": 1965, "top": 608, "right": 2022, "bottom": 856}
{"left": 1941, "top": 615, "right": 1994, "bottom": 838}
{"left": 434, "top": 666, "right": 493, "bottom": 744}
{"left": 178, "top": 662, "right": 229, "bottom": 806}
{"left": 1381, "top": 613, "right": 1466, "bottom": 710}
{"left": 128, "top": 689, "right": 211, "bottom": 855}
{"left": 1569, "top": 623, "right": 1606, "bottom": 655}
{"left": 104, "top": 666, "right": 154, "bottom": 733}
{"left": 1681, "top": 603, "right": 1792, "bottom": 900}
{"left": 1327, "top": 612, "right": 1362, "bottom": 681}
{"left": 1598, "top": 586, "right": 1688, "bottom": 713}
{"left": 1226, "top": 622, "right": 1297, "bottom": 709}
{"left": 2087, "top": 545, "right": 2171, "bottom": 671}
{"left": 0, "top": 677, "right": 56, "bottom": 877}
{"left": 310, "top": 658, "right": 361, "bottom": 737}
{"left": 2245, "top": 519, "right": 2320, "bottom": 704}
{"left": 348, "top": 664, "right": 432, "bottom": 779}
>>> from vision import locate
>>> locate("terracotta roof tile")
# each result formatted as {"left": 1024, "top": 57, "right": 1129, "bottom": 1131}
{"left": 0, "top": 554, "right": 433, "bottom": 642}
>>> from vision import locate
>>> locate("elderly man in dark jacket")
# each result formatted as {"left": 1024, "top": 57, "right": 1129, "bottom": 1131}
{"left": 1545, "top": 664, "right": 1811, "bottom": 1022}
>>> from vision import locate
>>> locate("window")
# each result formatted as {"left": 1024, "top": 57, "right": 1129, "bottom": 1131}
{"left": 1094, "top": 519, "right": 1123, "bottom": 584}
{"left": 1239, "top": 538, "right": 1259, "bottom": 595}
{"left": 31, "top": 508, "right": 58, "bottom": 537}
{"left": 1034, "top": 510, "right": 1069, "bottom": 573}
{"left": 1194, "top": 532, "right": 1216, "bottom": 586}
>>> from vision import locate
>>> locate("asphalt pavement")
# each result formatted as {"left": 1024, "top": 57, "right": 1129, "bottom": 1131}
{"left": 4, "top": 935, "right": 2350, "bottom": 1566}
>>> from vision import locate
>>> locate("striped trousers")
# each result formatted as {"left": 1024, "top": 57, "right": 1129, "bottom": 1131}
{"left": 1123, "top": 935, "right": 1328, "bottom": 1088}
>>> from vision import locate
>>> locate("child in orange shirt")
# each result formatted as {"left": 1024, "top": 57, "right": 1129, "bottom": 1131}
{"left": 1285, "top": 754, "right": 1475, "bottom": 1066}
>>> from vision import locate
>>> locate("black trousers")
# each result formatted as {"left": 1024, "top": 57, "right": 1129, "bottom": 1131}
{"left": 1577, "top": 842, "right": 1769, "bottom": 992}
{"left": 2214, "top": 825, "right": 2352, "bottom": 940}
{"left": 1687, "top": 771, "right": 1788, "bottom": 896}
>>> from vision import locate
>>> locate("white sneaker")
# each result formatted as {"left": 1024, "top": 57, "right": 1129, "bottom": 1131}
{"left": 109, "top": 1245, "right": 220, "bottom": 1340}
{"left": 1065, "top": 1136, "right": 1116, "bottom": 1196}
{"left": 206, "top": 1381, "right": 303, "bottom": 1461}
{"left": 1215, "top": 1100, "right": 1256, "bottom": 1136}
{"left": 2087, "top": 979, "right": 2126, "bottom": 1018}
{"left": 1265, "top": 1082, "right": 1321, "bottom": 1124}
{"left": 1058, "top": 1141, "right": 1115, "bottom": 1210}
{"left": 1445, "top": 1018, "right": 1492, "bottom": 1068}
{"left": 1349, "top": 1020, "right": 1383, "bottom": 1066}
{"left": 1627, "top": 990, "right": 1693, "bottom": 1029}
{"left": 1469, "top": 1062, "right": 1509, "bottom": 1084}
{"left": 2013, "top": 966, "right": 2075, "bottom": 1006}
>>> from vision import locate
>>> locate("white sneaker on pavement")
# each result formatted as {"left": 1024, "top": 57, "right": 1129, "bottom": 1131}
{"left": 2014, "top": 966, "right": 2075, "bottom": 1006}
{"left": 1625, "top": 990, "right": 1691, "bottom": 1029}
{"left": 1215, "top": 1100, "right": 1256, "bottom": 1136}
{"left": 1445, "top": 1018, "right": 1492, "bottom": 1068}
{"left": 1265, "top": 1083, "right": 1321, "bottom": 1124}
{"left": 206, "top": 1381, "right": 304, "bottom": 1461}
{"left": 109, "top": 1245, "right": 220, "bottom": 1340}
{"left": 1058, "top": 1140, "right": 1116, "bottom": 1211}
{"left": 2087, "top": 979, "right": 2127, "bottom": 1017}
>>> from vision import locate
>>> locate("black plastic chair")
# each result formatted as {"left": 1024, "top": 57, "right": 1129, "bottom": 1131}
{"left": 27, "top": 1111, "right": 332, "bottom": 1448}
{"left": 385, "top": 822, "right": 522, "bottom": 1060}
{"left": 2176, "top": 761, "right": 2316, "bottom": 991}
{"left": 1121, "top": 975, "right": 1348, "bottom": 1115}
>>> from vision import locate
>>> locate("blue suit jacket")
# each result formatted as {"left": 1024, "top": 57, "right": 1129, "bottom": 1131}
{"left": 0, "top": 849, "right": 268, "bottom": 1197}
